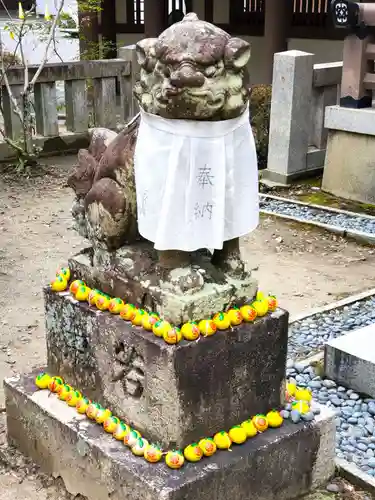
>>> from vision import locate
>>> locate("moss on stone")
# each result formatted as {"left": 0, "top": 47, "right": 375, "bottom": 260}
{"left": 271, "top": 176, "right": 375, "bottom": 217}
{"left": 296, "top": 191, "right": 375, "bottom": 216}
{"left": 301, "top": 494, "right": 337, "bottom": 500}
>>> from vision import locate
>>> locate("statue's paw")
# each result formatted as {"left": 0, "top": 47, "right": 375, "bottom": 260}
{"left": 67, "top": 149, "right": 97, "bottom": 196}
{"left": 71, "top": 198, "right": 89, "bottom": 239}
{"left": 88, "top": 127, "right": 118, "bottom": 161}
{"left": 85, "top": 177, "right": 138, "bottom": 250}
{"left": 212, "top": 253, "right": 246, "bottom": 278}
{"left": 163, "top": 266, "right": 205, "bottom": 294}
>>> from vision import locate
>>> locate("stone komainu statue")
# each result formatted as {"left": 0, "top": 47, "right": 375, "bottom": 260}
{"left": 68, "top": 13, "right": 256, "bottom": 272}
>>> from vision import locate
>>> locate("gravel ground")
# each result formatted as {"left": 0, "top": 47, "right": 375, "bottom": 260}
{"left": 287, "top": 359, "right": 375, "bottom": 479}
{"left": 260, "top": 198, "right": 375, "bottom": 235}
{"left": 288, "top": 297, "right": 375, "bottom": 359}
{"left": 286, "top": 293, "right": 375, "bottom": 480}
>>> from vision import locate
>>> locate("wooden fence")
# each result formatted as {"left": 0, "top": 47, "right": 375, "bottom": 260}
{"left": 0, "top": 46, "right": 138, "bottom": 162}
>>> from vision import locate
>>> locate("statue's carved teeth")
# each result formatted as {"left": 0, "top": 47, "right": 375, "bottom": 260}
{"left": 165, "top": 87, "right": 181, "bottom": 97}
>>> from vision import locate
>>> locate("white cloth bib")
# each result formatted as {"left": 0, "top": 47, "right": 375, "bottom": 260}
{"left": 134, "top": 107, "right": 259, "bottom": 251}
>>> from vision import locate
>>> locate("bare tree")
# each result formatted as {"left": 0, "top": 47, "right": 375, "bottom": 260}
{"left": 0, "top": 0, "right": 65, "bottom": 170}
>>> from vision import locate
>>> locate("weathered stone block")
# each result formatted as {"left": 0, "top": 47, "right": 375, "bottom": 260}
{"left": 68, "top": 246, "right": 258, "bottom": 325}
{"left": 323, "top": 107, "right": 375, "bottom": 204}
{"left": 4, "top": 372, "right": 336, "bottom": 500}
{"left": 266, "top": 50, "right": 314, "bottom": 183}
{"left": 45, "top": 288, "right": 288, "bottom": 449}
{"left": 325, "top": 324, "right": 375, "bottom": 398}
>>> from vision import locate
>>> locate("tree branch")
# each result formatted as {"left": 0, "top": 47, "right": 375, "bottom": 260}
{"left": 0, "top": 43, "right": 24, "bottom": 122}
{"left": 18, "top": 19, "right": 29, "bottom": 93}
{"left": 52, "top": 35, "right": 64, "bottom": 63}
{"left": 29, "top": 0, "right": 66, "bottom": 88}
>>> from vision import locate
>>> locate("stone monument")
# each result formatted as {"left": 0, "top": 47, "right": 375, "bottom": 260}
{"left": 66, "top": 12, "right": 259, "bottom": 326}
{"left": 4, "top": 13, "right": 335, "bottom": 500}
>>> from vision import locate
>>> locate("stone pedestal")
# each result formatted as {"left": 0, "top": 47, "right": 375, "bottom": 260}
{"left": 325, "top": 324, "right": 375, "bottom": 398}
{"left": 4, "top": 372, "right": 336, "bottom": 500}
{"left": 68, "top": 245, "right": 258, "bottom": 325}
{"left": 322, "top": 106, "right": 375, "bottom": 204}
{"left": 45, "top": 288, "right": 288, "bottom": 449}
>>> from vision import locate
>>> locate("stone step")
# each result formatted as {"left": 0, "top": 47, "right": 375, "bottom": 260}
{"left": 4, "top": 371, "right": 336, "bottom": 500}
{"left": 324, "top": 324, "right": 375, "bottom": 398}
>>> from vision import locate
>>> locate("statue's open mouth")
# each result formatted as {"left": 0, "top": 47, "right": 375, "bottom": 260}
{"left": 156, "top": 88, "right": 225, "bottom": 108}
{"left": 163, "top": 87, "right": 183, "bottom": 97}
{"left": 189, "top": 91, "right": 225, "bottom": 106}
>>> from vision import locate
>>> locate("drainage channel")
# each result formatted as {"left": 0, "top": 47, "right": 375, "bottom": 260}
{"left": 259, "top": 194, "right": 375, "bottom": 244}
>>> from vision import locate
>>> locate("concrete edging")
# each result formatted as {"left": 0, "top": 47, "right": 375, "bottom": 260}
{"left": 336, "top": 458, "right": 375, "bottom": 495}
{"left": 260, "top": 193, "right": 375, "bottom": 221}
{"left": 260, "top": 209, "right": 375, "bottom": 246}
{"left": 289, "top": 287, "right": 375, "bottom": 324}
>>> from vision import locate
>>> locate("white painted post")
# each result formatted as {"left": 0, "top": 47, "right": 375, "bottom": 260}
{"left": 264, "top": 50, "right": 314, "bottom": 185}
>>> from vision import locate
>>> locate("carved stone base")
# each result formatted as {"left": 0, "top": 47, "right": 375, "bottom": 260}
{"left": 44, "top": 288, "right": 288, "bottom": 449}
{"left": 68, "top": 243, "right": 257, "bottom": 324}
{"left": 5, "top": 371, "right": 336, "bottom": 500}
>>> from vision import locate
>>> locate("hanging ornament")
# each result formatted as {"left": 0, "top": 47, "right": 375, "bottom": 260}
{"left": 45, "top": 4, "right": 52, "bottom": 20}
{"left": 18, "top": 2, "right": 25, "bottom": 19}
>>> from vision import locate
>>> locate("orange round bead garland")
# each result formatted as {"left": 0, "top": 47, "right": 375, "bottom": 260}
{"left": 50, "top": 269, "right": 278, "bottom": 346}
{"left": 35, "top": 372, "right": 291, "bottom": 470}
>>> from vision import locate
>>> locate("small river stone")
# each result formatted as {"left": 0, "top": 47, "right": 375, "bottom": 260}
{"left": 323, "top": 380, "right": 337, "bottom": 389}
{"left": 357, "top": 443, "right": 368, "bottom": 451}
{"left": 326, "top": 483, "right": 340, "bottom": 493}
{"left": 294, "top": 362, "right": 305, "bottom": 373}
{"left": 302, "top": 412, "right": 315, "bottom": 422}
{"left": 291, "top": 410, "right": 301, "bottom": 424}
{"left": 308, "top": 381, "right": 322, "bottom": 389}
{"left": 295, "top": 375, "right": 305, "bottom": 384}
{"left": 330, "top": 396, "right": 342, "bottom": 407}
{"left": 286, "top": 359, "right": 294, "bottom": 369}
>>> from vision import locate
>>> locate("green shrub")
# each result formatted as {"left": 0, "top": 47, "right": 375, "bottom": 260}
{"left": 58, "top": 12, "right": 78, "bottom": 30}
{"left": 250, "top": 84, "right": 272, "bottom": 169}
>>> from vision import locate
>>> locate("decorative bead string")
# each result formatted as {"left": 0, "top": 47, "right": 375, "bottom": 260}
{"left": 50, "top": 267, "right": 278, "bottom": 345}
{"left": 35, "top": 373, "right": 313, "bottom": 470}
